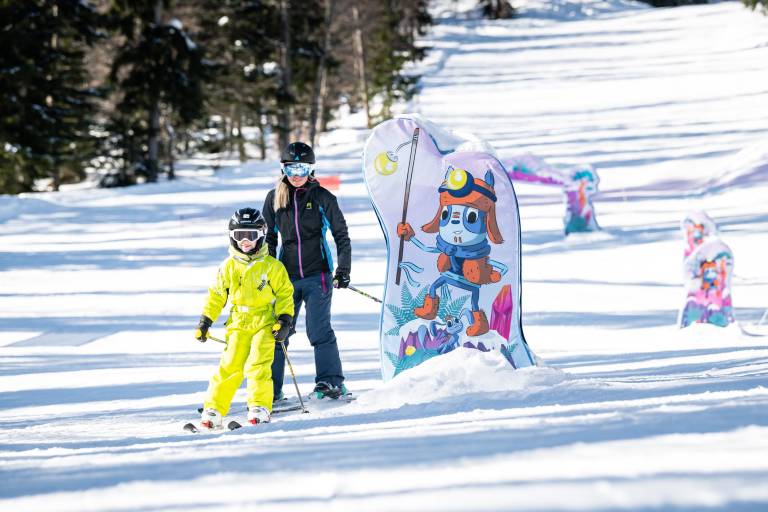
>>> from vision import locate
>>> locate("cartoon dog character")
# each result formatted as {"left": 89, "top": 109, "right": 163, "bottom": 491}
{"left": 397, "top": 165, "right": 503, "bottom": 336}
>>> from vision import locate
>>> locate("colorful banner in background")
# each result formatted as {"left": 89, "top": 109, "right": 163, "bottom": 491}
{"left": 678, "top": 211, "right": 735, "bottom": 328}
{"left": 363, "top": 114, "right": 535, "bottom": 381}
{"left": 502, "top": 153, "right": 600, "bottom": 236}
{"left": 563, "top": 166, "right": 600, "bottom": 235}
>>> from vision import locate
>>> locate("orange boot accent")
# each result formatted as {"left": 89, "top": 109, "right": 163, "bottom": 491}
{"left": 414, "top": 294, "right": 440, "bottom": 320}
{"left": 465, "top": 310, "right": 489, "bottom": 336}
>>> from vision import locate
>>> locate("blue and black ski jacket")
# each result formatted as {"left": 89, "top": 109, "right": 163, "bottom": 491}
{"left": 263, "top": 178, "right": 351, "bottom": 281}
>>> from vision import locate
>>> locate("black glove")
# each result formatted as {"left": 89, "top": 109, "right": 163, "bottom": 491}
{"left": 333, "top": 270, "right": 350, "bottom": 289}
{"left": 195, "top": 315, "right": 212, "bottom": 343}
{"left": 272, "top": 314, "right": 293, "bottom": 342}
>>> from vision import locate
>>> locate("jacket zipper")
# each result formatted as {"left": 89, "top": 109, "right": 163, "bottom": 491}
{"left": 294, "top": 188, "right": 304, "bottom": 278}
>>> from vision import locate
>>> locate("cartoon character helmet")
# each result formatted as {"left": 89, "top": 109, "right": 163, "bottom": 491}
{"left": 422, "top": 166, "right": 503, "bottom": 244}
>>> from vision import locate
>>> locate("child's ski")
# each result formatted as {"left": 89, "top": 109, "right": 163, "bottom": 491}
{"left": 272, "top": 401, "right": 305, "bottom": 414}
{"left": 183, "top": 422, "right": 200, "bottom": 433}
{"left": 182, "top": 420, "right": 243, "bottom": 434}
{"left": 196, "top": 401, "right": 307, "bottom": 416}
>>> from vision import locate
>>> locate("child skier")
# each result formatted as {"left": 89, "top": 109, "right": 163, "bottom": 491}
{"left": 194, "top": 207, "right": 294, "bottom": 429}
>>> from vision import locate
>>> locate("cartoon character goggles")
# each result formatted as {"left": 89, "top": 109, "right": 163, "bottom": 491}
{"left": 230, "top": 227, "right": 266, "bottom": 242}
{"left": 281, "top": 162, "right": 313, "bottom": 177}
{"left": 439, "top": 166, "right": 496, "bottom": 201}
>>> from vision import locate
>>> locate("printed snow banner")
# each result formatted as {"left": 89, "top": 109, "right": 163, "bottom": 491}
{"left": 678, "top": 238, "right": 735, "bottom": 328}
{"left": 363, "top": 114, "right": 535, "bottom": 381}
{"left": 563, "top": 166, "right": 600, "bottom": 235}
{"left": 503, "top": 153, "right": 600, "bottom": 236}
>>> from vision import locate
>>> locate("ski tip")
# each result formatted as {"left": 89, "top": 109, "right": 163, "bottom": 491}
{"left": 227, "top": 420, "right": 242, "bottom": 431}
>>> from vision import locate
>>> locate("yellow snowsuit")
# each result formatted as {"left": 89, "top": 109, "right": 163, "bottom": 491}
{"left": 201, "top": 245, "right": 294, "bottom": 416}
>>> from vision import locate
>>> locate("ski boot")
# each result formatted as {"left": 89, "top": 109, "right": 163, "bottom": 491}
{"left": 247, "top": 406, "right": 271, "bottom": 425}
{"left": 312, "top": 381, "right": 347, "bottom": 400}
{"left": 200, "top": 407, "right": 222, "bottom": 429}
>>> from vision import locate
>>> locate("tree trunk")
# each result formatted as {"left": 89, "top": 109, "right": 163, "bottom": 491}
{"left": 229, "top": 104, "right": 237, "bottom": 155}
{"left": 309, "top": 0, "right": 335, "bottom": 146}
{"left": 166, "top": 122, "right": 175, "bottom": 180}
{"left": 277, "top": 0, "right": 293, "bottom": 150}
{"left": 236, "top": 106, "right": 247, "bottom": 162}
{"left": 352, "top": 5, "right": 371, "bottom": 128}
{"left": 256, "top": 99, "right": 267, "bottom": 160}
{"left": 51, "top": 157, "right": 61, "bottom": 191}
{"left": 50, "top": 3, "right": 60, "bottom": 191}
{"left": 146, "top": 0, "right": 164, "bottom": 182}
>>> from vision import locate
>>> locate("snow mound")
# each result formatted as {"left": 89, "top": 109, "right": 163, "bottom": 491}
{"left": 707, "top": 141, "right": 768, "bottom": 193}
{"left": 357, "top": 348, "right": 568, "bottom": 410}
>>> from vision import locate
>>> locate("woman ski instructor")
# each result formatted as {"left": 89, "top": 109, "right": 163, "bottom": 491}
{"left": 263, "top": 142, "right": 352, "bottom": 401}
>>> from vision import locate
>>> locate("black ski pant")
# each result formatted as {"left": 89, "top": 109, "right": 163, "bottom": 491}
{"left": 272, "top": 272, "right": 344, "bottom": 398}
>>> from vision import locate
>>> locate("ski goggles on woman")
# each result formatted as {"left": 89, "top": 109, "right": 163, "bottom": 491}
{"left": 281, "top": 162, "right": 313, "bottom": 177}
{"left": 230, "top": 227, "right": 266, "bottom": 242}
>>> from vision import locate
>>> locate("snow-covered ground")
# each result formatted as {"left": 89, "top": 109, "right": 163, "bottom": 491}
{"left": 2, "top": 1, "right": 768, "bottom": 510}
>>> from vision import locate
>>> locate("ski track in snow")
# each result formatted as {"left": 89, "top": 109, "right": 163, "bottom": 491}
{"left": 2, "top": 1, "right": 768, "bottom": 510}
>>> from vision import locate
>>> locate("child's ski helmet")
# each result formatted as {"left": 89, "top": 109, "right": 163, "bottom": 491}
{"left": 228, "top": 208, "right": 267, "bottom": 255}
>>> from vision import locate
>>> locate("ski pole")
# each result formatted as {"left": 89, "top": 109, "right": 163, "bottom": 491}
{"left": 395, "top": 127, "right": 420, "bottom": 285}
{"left": 277, "top": 338, "right": 309, "bottom": 414}
{"left": 208, "top": 334, "right": 226, "bottom": 344}
{"left": 347, "top": 285, "right": 382, "bottom": 303}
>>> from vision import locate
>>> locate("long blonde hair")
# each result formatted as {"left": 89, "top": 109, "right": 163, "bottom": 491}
{"left": 273, "top": 176, "right": 291, "bottom": 211}
{"left": 273, "top": 175, "right": 317, "bottom": 210}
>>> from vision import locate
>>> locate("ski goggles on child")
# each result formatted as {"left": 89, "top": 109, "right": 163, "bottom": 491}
{"left": 230, "top": 227, "right": 266, "bottom": 242}
{"left": 281, "top": 162, "right": 313, "bottom": 177}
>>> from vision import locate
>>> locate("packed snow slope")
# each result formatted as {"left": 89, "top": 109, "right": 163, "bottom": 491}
{"left": 2, "top": 1, "right": 768, "bottom": 511}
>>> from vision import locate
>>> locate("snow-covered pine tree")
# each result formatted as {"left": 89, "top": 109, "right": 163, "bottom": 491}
{"left": 744, "top": 0, "right": 768, "bottom": 14}
{"left": 109, "top": 0, "right": 210, "bottom": 183}
{"left": 189, "top": 0, "right": 278, "bottom": 161}
{"left": 344, "top": 0, "right": 431, "bottom": 127}
{"left": 0, "top": 0, "right": 104, "bottom": 193}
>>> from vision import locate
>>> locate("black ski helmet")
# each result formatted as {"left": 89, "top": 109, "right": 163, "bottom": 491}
{"left": 281, "top": 142, "right": 315, "bottom": 164}
{"left": 228, "top": 207, "right": 267, "bottom": 255}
